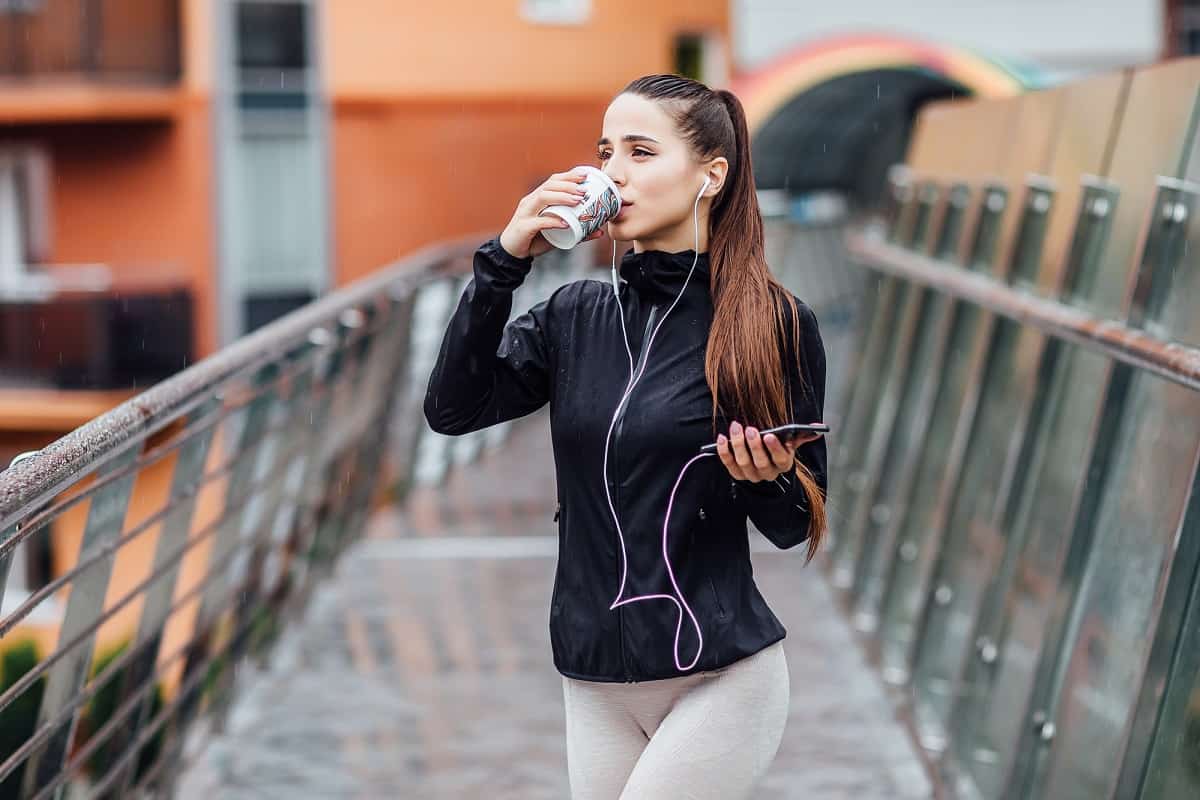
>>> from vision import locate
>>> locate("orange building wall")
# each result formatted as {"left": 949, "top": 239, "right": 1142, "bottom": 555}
{"left": 325, "top": 0, "right": 728, "bottom": 97}
{"left": 324, "top": 0, "right": 730, "bottom": 283}
{"left": 332, "top": 97, "right": 609, "bottom": 282}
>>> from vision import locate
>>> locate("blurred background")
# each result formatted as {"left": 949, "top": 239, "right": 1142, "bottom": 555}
{"left": 0, "top": 0, "right": 1177, "bottom": 411}
{"left": 0, "top": 1, "right": 1175, "bottom": 381}
{"left": 2, "top": 2, "right": 1199, "bottom": 799}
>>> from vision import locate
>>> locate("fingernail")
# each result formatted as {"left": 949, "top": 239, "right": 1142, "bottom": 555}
{"left": 747, "top": 427, "right": 758, "bottom": 439}
{"left": 717, "top": 435, "right": 727, "bottom": 446}
{"left": 731, "top": 421, "right": 742, "bottom": 434}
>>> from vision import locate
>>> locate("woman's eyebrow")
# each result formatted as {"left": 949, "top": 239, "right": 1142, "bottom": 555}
{"left": 596, "top": 134, "right": 661, "bottom": 146}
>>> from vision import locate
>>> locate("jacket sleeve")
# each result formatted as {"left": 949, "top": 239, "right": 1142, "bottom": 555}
{"left": 736, "top": 299, "right": 828, "bottom": 549}
{"left": 423, "top": 237, "right": 554, "bottom": 435}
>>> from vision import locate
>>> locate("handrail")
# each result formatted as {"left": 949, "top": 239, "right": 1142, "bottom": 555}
{"left": 0, "top": 227, "right": 507, "bottom": 797}
{"left": 0, "top": 231, "right": 484, "bottom": 532}
{"left": 845, "top": 227, "right": 1200, "bottom": 392}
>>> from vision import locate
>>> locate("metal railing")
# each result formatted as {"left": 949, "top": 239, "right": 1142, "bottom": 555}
{"left": 0, "top": 232, "right": 587, "bottom": 798}
{"left": 824, "top": 58, "right": 1200, "bottom": 800}
{"left": 0, "top": 0, "right": 180, "bottom": 82}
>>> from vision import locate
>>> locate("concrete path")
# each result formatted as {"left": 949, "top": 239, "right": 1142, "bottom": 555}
{"left": 178, "top": 417, "right": 932, "bottom": 799}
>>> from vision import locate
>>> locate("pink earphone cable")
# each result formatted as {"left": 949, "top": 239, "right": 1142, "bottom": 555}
{"left": 608, "top": 451, "right": 715, "bottom": 671}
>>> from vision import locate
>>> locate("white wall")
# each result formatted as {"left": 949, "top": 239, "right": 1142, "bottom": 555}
{"left": 733, "top": 0, "right": 1163, "bottom": 81}
{"left": 0, "top": 157, "right": 24, "bottom": 282}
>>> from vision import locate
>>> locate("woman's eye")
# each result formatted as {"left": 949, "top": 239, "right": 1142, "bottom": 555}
{"left": 597, "top": 149, "right": 652, "bottom": 161}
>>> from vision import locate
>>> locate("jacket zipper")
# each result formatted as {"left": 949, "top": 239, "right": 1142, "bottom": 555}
{"left": 612, "top": 302, "right": 660, "bottom": 682}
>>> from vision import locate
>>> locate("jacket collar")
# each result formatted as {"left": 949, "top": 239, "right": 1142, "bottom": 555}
{"left": 618, "top": 248, "right": 710, "bottom": 300}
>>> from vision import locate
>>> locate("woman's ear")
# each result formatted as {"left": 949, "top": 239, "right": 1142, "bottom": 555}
{"left": 704, "top": 157, "right": 730, "bottom": 197}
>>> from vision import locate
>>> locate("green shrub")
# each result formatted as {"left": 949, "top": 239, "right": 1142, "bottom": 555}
{"left": 0, "top": 639, "right": 46, "bottom": 800}
{"left": 79, "top": 640, "right": 165, "bottom": 788}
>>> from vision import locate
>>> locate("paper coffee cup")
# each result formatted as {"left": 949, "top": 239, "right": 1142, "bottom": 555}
{"left": 540, "top": 166, "right": 622, "bottom": 250}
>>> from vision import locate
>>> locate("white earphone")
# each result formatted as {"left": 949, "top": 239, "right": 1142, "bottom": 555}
{"left": 610, "top": 176, "right": 712, "bottom": 296}
{"left": 599, "top": 173, "right": 717, "bottom": 672}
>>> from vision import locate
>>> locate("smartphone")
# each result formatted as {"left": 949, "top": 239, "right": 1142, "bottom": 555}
{"left": 700, "top": 422, "right": 830, "bottom": 454}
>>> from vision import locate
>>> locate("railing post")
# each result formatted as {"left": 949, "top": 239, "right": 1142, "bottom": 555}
{"left": 104, "top": 397, "right": 221, "bottom": 798}
{"left": 266, "top": 325, "right": 346, "bottom": 625}
{"left": 205, "top": 344, "right": 322, "bottom": 730}
{"left": 22, "top": 446, "right": 142, "bottom": 798}
{"left": 306, "top": 310, "right": 376, "bottom": 569}
{"left": 154, "top": 363, "right": 281, "bottom": 789}
{"left": 238, "top": 342, "right": 326, "bottom": 664}
{"left": 408, "top": 278, "right": 461, "bottom": 489}
{"left": 334, "top": 288, "right": 418, "bottom": 554}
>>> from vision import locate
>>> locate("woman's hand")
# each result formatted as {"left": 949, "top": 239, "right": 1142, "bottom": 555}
{"left": 716, "top": 421, "right": 823, "bottom": 483}
{"left": 499, "top": 170, "right": 605, "bottom": 260}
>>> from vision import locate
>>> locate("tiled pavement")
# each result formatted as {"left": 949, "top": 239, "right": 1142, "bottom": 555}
{"left": 178, "top": 415, "right": 934, "bottom": 799}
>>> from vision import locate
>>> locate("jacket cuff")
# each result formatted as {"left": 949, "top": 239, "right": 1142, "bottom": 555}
{"left": 475, "top": 237, "right": 535, "bottom": 292}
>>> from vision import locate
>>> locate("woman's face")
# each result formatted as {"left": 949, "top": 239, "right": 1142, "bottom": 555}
{"left": 598, "top": 93, "right": 719, "bottom": 253}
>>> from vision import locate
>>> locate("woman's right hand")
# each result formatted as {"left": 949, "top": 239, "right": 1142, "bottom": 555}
{"left": 498, "top": 170, "right": 603, "bottom": 260}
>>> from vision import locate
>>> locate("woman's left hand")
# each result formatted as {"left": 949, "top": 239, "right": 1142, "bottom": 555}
{"left": 716, "top": 421, "right": 822, "bottom": 483}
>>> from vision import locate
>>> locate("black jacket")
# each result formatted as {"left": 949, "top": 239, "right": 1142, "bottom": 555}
{"left": 424, "top": 237, "right": 828, "bottom": 682}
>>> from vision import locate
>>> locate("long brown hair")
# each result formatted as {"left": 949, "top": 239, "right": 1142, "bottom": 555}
{"left": 620, "top": 74, "right": 827, "bottom": 561}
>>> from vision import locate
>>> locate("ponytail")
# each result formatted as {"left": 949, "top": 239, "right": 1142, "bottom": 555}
{"left": 621, "top": 77, "right": 827, "bottom": 560}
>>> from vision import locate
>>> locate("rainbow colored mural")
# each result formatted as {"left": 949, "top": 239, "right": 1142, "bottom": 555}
{"left": 732, "top": 33, "right": 1044, "bottom": 134}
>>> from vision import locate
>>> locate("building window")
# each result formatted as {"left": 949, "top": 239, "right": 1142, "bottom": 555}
{"left": 1169, "top": 0, "right": 1200, "bottom": 56}
{"left": 521, "top": 0, "right": 591, "bottom": 26}
{"left": 675, "top": 35, "right": 704, "bottom": 81}
{"left": 0, "top": 1, "right": 44, "bottom": 13}
{"left": 237, "top": 1, "right": 309, "bottom": 70}
{"left": 0, "top": 146, "right": 51, "bottom": 286}
{"left": 236, "top": 0, "right": 312, "bottom": 110}
{"left": 673, "top": 33, "right": 728, "bottom": 87}
{"left": 236, "top": 0, "right": 311, "bottom": 108}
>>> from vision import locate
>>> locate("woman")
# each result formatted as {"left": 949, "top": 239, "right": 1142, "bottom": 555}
{"left": 424, "top": 74, "right": 828, "bottom": 799}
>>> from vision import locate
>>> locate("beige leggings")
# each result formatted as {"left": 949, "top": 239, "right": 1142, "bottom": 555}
{"left": 561, "top": 640, "right": 790, "bottom": 800}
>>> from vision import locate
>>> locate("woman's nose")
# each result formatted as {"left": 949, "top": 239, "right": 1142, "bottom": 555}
{"left": 603, "top": 163, "right": 625, "bottom": 187}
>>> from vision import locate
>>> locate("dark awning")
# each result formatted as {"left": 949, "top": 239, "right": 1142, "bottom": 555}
{"left": 751, "top": 68, "right": 966, "bottom": 208}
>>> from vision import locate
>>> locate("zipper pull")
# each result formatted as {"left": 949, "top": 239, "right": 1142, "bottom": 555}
{"left": 553, "top": 502, "right": 561, "bottom": 523}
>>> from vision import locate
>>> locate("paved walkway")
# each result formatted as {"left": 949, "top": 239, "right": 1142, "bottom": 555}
{"left": 178, "top": 416, "right": 933, "bottom": 799}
